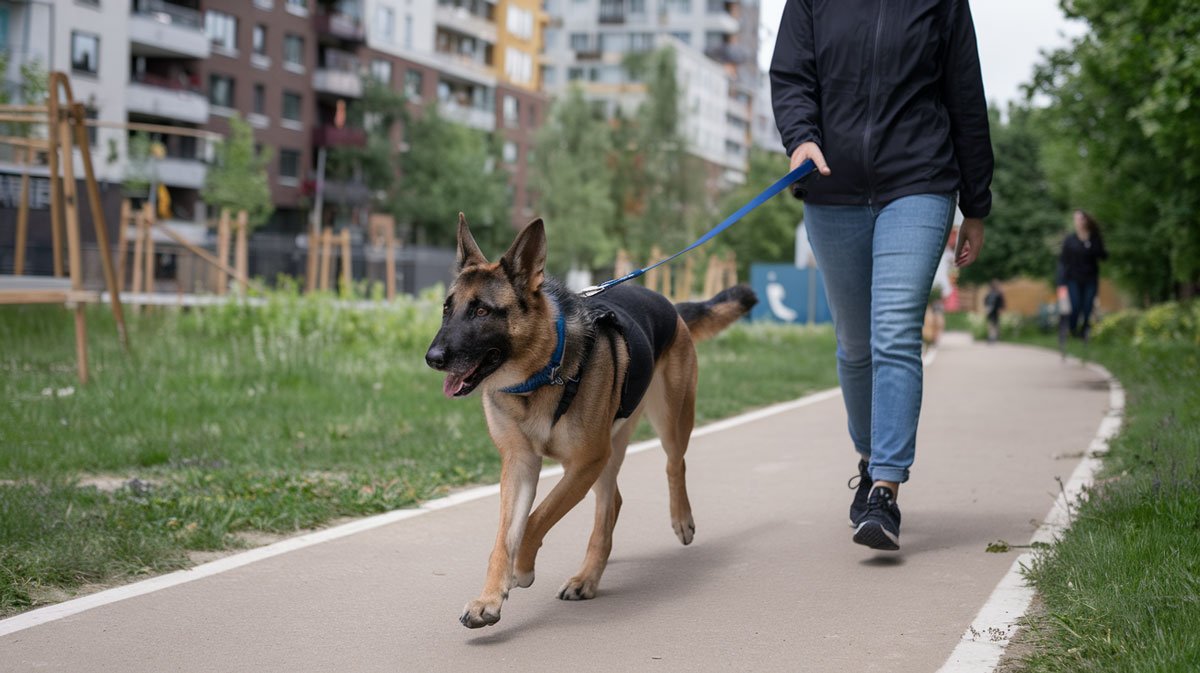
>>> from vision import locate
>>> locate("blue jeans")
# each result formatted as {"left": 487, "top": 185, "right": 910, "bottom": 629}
{"left": 1065, "top": 279, "right": 1098, "bottom": 337}
{"left": 805, "top": 194, "right": 956, "bottom": 483}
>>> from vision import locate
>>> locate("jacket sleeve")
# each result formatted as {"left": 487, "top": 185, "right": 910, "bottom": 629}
{"left": 770, "top": 0, "right": 821, "bottom": 157}
{"left": 941, "top": 0, "right": 993, "bottom": 219}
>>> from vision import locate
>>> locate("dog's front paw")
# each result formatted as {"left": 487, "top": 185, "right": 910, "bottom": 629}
{"left": 557, "top": 576, "right": 598, "bottom": 601}
{"left": 459, "top": 598, "right": 503, "bottom": 629}
{"left": 673, "top": 516, "right": 695, "bottom": 546}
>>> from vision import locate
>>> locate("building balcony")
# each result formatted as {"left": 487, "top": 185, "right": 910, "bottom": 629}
{"left": 704, "top": 11, "right": 740, "bottom": 34}
{"left": 598, "top": 0, "right": 625, "bottom": 23}
{"left": 435, "top": 5, "right": 498, "bottom": 44}
{"left": 155, "top": 156, "right": 208, "bottom": 190}
{"left": 312, "top": 124, "right": 367, "bottom": 148}
{"left": 129, "top": 0, "right": 210, "bottom": 59}
{"left": 127, "top": 79, "right": 210, "bottom": 124}
{"left": 313, "top": 68, "right": 363, "bottom": 98}
{"left": 314, "top": 11, "right": 366, "bottom": 43}
{"left": 433, "top": 52, "right": 496, "bottom": 85}
{"left": 440, "top": 102, "right": 495, "bottom": 133}
{"left": 317, "top": 179, "right": 372, "bottom": 206}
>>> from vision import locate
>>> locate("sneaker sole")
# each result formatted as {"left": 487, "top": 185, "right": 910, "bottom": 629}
{"left": 853, "top": 521, "right": 899, "bottom": 551}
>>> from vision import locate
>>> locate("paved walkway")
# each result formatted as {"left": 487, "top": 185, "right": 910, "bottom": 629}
{"left": 1, "top": 336, "right": 1112, "bottom": 672}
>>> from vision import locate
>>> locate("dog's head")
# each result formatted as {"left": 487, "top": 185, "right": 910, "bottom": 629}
{"left": 425, "top": 213, "right": 548, "bottom": 398}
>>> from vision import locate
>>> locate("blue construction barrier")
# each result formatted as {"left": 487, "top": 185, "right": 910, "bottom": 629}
{"left": 749, "top": 263, "right": 833, "bottom": 325}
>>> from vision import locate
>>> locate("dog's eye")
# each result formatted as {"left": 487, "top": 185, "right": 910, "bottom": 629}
{"left": 474, "top": 306, "right": 490, "bottom": 318}
{"left": 442, "top": 303, "right": 450, "bottom": 316}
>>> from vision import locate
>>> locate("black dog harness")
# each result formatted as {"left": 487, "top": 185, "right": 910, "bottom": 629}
{"left": 553, "top": 284, "right": 678, "bottom": 425}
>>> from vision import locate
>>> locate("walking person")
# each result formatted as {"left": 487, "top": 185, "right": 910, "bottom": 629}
{"left": 1058, "top": 209, "right": 1107, "bottom": 344}
{"left": 771, "top": 0, "right": 993, "bottom": 550}
{"left": 984, "top": 279, "right": 1005, "bottom": 344}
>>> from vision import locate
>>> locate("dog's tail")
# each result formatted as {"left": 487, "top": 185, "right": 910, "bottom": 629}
{"left": 675, "top": 284, "right": 758, "bottom": 342}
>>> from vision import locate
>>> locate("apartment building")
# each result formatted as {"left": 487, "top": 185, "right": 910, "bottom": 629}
{"left": 540, "top": 0, "right": 756, "bottom": 183}
{"left": 2, "top": 0, "right": 546, "bottom": 236}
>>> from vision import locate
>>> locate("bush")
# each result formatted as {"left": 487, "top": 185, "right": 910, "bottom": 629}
{"left": 1090, "top": 308, "right": 1143, "bottom": 345}
{"left": 1133, "top": 301, "right": 1199, "bottom": 346}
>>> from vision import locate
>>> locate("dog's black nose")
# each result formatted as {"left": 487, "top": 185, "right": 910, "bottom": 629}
{"left": 425, "top": 345, "right": 447, "bottom": 370}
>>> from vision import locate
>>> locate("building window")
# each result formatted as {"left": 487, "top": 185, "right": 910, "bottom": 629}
{"left": 506, "top": 7, "right": 533, "bottom": 40}
{"left": 285, "top": 0, "right": 307, "bottom": 14}
{"left": 70, "top": 32, "right": 99, "bottom": 74}
{"left": 205, "top": 11, "right": 238, "bottom": 53}
{"left": 253, "top": 84, "right": 266, "bottom": 115}
{"left": 705, "top": 31, "right": 724, "bottom": 50}
{"left": 629, "top": 32, "right": 653, "bottom": 52}
{"left": 404, "top": 14, "right": 413, "bottom": 49}
{"left": 282, "top": 91, "right": 302, "bottom": 121}
{"left": 279, "top": 149, "right": 301, "bottom": 180}
{"left": 665, "top": 0, "right": 691, "bottom": 12}
{"left": 544, "top": 29, "right": 558, "bottom": 50}
{"left": 502, "top": 141, "right": 517, "bottom": 164}
{"left": 502, "top": 95, "right": 519, "bottom": 128}
{"left": 404, "top": 69, "right": 423, "bottom": 99}
{"left": 283, "top": 34, "right": 305, "bottom": 68}
{"left": 670, "top": 31, "right": 690, "bottom": 46}
{"left": 599, "top": 33, "right": 626, "bottom": 52}
{"left": 569, "top": 33, "right": 590, "bottom": 51}
{"left": 376, "top": 5, "right": 395, "bottom": 44}
{"left": 252, "top": 25, "right": 266, "bottom": 55}
{"left": 371, "top": 59, "right": 392, "bottom": 85}
{"left": 629, "top": 0, "right": 646, "bottom": 15}
{"left": 706, "top": 0, "right": 725, "bottom": 12}
{"left": 209, "top": 74, "right": 235, "bottom": 108}
{"left": 505, "top": 48, "right": 532, "bottom": 85}
{"left": 542, "top": 65, "right": 556, "bottom": 86}
{"left": 567, "top": 67, "right": 583, "bottom": 81}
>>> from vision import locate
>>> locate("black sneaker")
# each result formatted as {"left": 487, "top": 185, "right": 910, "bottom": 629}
{"left": 853, "top": 486, "right": 901, "bottom": 551}
{"left": 848, "top": 459, "right": 873, "bottom": 527}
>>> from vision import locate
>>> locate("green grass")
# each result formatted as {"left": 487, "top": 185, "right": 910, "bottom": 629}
{"left": 0, "top": 298, "right": 837, "bottom": 615}
{"left": 1009, "top": 321, "right": 1200, "bottom": 671}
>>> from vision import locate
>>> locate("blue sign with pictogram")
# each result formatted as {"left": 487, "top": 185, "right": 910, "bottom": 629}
{"left": 749, "top": 263, "right": 833, "bottom": 325}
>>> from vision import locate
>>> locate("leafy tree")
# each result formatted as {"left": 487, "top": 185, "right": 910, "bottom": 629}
{"left": 1030, "top": 0, "right": 1200, "bottom": 300}
{"left": 391, "top": 106, "right": 511, "bottom": 249}
{"left": 326, "top": 79, "right": 408, "bottom": 199}
{"left": 957, "top": 105, "right": 1065, "bottom": 285}
{"left": 712, "top": 147, "right": 804, "bottom": 277}
{"left": 203, "top": 113, "right": 274, "bottom": 229}
{"left": 530, "top": 86, "right": 618, "bottom": 273}
{"left": 616, "top": 48, "right": 710, "bottom": 261}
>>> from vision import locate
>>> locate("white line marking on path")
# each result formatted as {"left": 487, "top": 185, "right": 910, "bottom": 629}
{"left": 0, "top": 381, "right": 859, "bottom": 637}
{"left": 936, "top": 359, "right": 1125, "bottom": 673}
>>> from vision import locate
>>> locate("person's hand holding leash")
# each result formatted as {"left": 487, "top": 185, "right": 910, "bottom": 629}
{"left": 955, "top": 217, "right": 984, "bottom": 267}
{"left": 790, "top": 141, "right": 831, "bottom": 176}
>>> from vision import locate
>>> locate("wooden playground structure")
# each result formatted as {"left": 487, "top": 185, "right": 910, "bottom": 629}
{"left": 0, "top": 71, "right": 251, "bottom": 382}
{"left": 637, "top": 246, "right": 739, "bottom": 302}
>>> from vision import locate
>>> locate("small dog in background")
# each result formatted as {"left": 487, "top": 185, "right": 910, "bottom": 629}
{"left": 426, "top": 214, "right": 756, "bottom": 628}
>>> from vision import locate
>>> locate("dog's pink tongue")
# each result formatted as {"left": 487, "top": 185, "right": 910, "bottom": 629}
{"left": 443, "top": 373, "right": 467, "bottom": 398}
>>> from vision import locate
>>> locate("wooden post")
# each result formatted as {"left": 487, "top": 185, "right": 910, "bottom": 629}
{"left": 131, "top": 208, "right": 146, "bottom": 294}
{"left": 703, "top": 253, "right": 719, "bottom": 297}
{"left": 45, "top": 88, "right": 64, "bottom": 278}
{"left": 215, "top": 209, "right": 231, "bottom": 296}
{"left": 235, "top": 210, "right": 249, "bottom": 296}
{"left": 305, "top": 223, "right": 320, "bottom": 294}
{"left": 117, "top": 200, "right": 131, "bottom": 292}
{"left": 14, "top": 147, "right": 30, "bottom": 275}
{"left": 645, "top": 246, "right": 662, "bottom": 292}
{"left": 615, "top": 249, "right": 631, "bottom": 279}
{"left": 143, "top": 203, "right": 156, "bottom": 295}
{"left": 319, "top": 228, "right": 333, "bottom": 291}
{"left": 339, "top": 229, "right": 352, "bottom": 296}
{"left": 58, "top": 107, "right": 89, "bottom": 383}
{"left": 680, "top": 255, "right": 695, "bottom": 302}
{"left": 73, "top": 102, "right": 128, "bottom": 350}
{"left": 724, "top": 251, "right": 737, "bottom": 288}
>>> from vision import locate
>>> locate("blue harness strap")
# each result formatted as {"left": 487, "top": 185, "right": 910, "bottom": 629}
{"left": 500, "top": 304, "right": 567, "bottom": 394}
{"left": 580, "top": 160, "right": 816, "bottom": 297}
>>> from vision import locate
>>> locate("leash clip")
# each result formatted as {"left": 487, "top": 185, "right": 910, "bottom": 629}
{"left": 578, "top": 285, "right": 605, "bottom": 298}
{"left": 549, "top": 365, "right": 565, "bottom": 386}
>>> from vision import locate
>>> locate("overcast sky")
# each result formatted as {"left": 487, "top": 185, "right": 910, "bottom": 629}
{"left": 757, "top": 0, "right": 1087, "bottom": 107}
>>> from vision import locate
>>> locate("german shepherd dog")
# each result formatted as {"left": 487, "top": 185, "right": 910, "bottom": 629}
{"left": 425, "top": 214, "right": 756, "bottom": 629}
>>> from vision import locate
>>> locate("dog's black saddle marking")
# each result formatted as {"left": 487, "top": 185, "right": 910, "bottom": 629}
{"left": 584, "top": 283, "right": 679, "bottom": 420}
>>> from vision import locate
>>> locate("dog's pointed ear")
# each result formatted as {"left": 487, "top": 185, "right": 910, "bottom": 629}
{"left": 456, "top": 212, "right": 487, "bottom": 271}
{"left": 500, "top": 218, "right": 546, "bottom": 295}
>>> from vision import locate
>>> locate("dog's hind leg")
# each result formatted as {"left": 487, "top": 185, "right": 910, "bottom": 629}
{"left": 645, "top": 321, "right": 699, "bottom": 546}
{"left": 555, "top": 410, "right": 639, "bottom": 600}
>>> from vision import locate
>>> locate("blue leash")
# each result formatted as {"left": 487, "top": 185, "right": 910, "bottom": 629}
{"left": 579, "top": 160, "right": 816, "bottom": 298}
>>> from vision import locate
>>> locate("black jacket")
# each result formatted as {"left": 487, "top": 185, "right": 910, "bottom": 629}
{"left": 1058, "top": 232, "right": 1107, "bottom": 284}
{"left": 770, "top": 0, "right": 994, "bottom": 218}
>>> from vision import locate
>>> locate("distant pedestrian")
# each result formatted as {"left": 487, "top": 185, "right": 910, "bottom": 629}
{"left": 984, "top": 279, "right": 1005, "bottom": 344}
{"left": 1058, "top": 210, "right": 1107, "bottom": 342}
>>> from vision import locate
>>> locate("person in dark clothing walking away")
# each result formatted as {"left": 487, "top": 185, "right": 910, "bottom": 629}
{"left": 984, "top": 279, "right": 1005, "bottom": 344}
{"left": 771, "top": 0, "right": 993, "bottom": 551}
{"left": 1058, "top": 209, "right": 1107, "bottom": 342}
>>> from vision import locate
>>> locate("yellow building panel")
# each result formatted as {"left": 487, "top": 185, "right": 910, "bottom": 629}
{"left": 495, "top": 0, "right": 547, "bottom": 91}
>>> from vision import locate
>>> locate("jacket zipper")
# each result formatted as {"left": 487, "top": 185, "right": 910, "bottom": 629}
{"left": 863, "top": 0, "right": 885, "bottom": 206}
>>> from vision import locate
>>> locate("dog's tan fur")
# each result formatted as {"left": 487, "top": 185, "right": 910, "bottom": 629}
{"left": 436, "top": 216, "right": 751, "bottom": 628}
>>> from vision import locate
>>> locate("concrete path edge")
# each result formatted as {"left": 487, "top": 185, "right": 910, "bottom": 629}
{"left": 935, "top": 356, "right": 1126, "bottom": 673}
